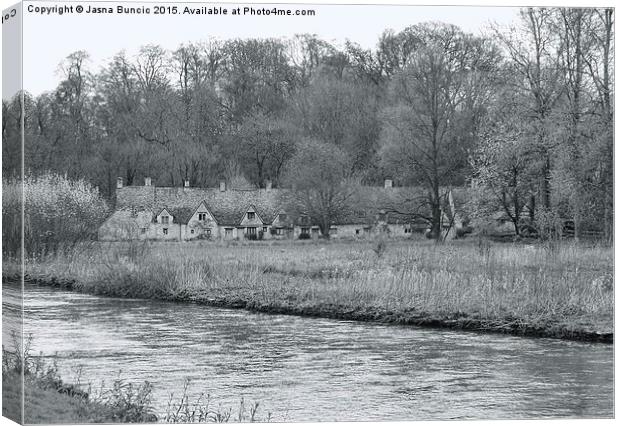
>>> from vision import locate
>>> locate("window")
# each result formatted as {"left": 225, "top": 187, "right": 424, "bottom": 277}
{"left": 355, "top": 229, "right": 360, "bottom": 235}
{"left": 163, "top": 228, "right": 168, "bottom": 235}
{"left": 312, "top": 228, "right": 319, "bottom": 234}
{"left": 191, "top": 229, "right": 195, "bottom": 234}
{"left": 206, "top": 228, "right": 212, "bottom": 236}
{"left": 247, "top": 212, "right": 255, "bottom": 220}
{"left": 225, "top": 228, "right": 233, "bottom": 236}
{"left": 141, "top": 228, "right": 146, "bottom": 234}
{"left": 301, "top": 227, "right": 310, "bottom": 235}
{"left": 161, "top": 215, "right": 169, "bottom": 224}
{"left": 198, "top": 213, "right": 207, "bottom": 221}
{"left": 276, "top": 228, "right": 283, "bottom": 235}
{"left": 279, "top": 213, "right": 287, "bottom": 221}
{"left": 330, "top": 227, "right": 338, "bottom": 235}
{"left": 263, "top": 226, "right": 268, "bottom": 233}
{"left": 247, "top": 227, "right": 257, "bottom": 235}
{"left": 356, "top": 210, "right": 366, "bottom": 217}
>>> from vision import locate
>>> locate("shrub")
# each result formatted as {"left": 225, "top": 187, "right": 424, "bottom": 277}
{"left": 372, "top": 235, "right": 388, "bottom": 258}
{"left": 3, "top": 174, "right": 110, "bottom": 258}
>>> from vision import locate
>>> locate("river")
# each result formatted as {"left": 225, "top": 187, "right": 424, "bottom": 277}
{"left": 2, "top": 283, "right": 614, "bottom": 421}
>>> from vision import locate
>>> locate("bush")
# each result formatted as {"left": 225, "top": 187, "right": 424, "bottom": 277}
{"left": 2, "top": 174, "right": 110, "bottom": 258}
{"left": 372, "top": 235, "right": 388, "bottom": 258}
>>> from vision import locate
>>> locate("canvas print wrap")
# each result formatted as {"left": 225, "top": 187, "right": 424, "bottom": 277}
{"left": 1, "top": 1, "right": 614, "bottom": 424}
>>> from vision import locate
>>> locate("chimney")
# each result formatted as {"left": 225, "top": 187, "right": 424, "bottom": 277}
{"left": 219, "top": 181, "right": 226, "bottom": 192}
{"left": 266, "top": 180, "right": 272, "bottom": 191}
{"left": 184, "top": 179, "right": 190, "bottom": 188}
{"left": 117, "top": 177, "right": 123, "bottom": 189}
{"left": 144, "top": 177, "right": 151, "bottom": 186}
{"left": 384, "top": 179, "right": 393, "bottom": 189}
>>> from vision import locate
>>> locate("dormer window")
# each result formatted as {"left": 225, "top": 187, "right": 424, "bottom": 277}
{"left": 161, "top": 215, "right": 169, "bottom": 224}
{"left": 198, "top": 213, "right": 207, "bottom": 221}
{"left": 247, "top": 212, "right": 255, "bottom": 220}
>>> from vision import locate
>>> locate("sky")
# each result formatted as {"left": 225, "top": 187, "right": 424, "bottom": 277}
{"left": 8, "top": 1, "right": 524, "bottom": 96}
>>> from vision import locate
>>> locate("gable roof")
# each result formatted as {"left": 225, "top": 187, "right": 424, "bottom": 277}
{"left": 155, "top": 207, "right": 171, "bottom": 217}
{"left": 114, "top": 184, "right": 469, "bottom": 227}
{"left": 241, "top": 204, "right": 266, "bottom": 223}
{"left": 187, "top": 201, "right": 218, "bottom": 225}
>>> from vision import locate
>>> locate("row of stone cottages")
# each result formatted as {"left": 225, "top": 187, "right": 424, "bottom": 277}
{"left": 98, "top": 177, "right": 466, "bottom": 241}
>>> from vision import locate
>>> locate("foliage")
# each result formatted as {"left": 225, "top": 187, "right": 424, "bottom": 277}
{"left": 469, "top": 93, "right": 538, "bottom": 236}
{"left": 379, "top": 22, "right": 502, "bottom": 239}
{"left": 2, "top": 173, "right": 110, "bottom": 258}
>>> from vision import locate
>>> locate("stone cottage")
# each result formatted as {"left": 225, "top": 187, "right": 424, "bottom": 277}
{"left": 98, "top": 177, "right": 464, "bottom": 241}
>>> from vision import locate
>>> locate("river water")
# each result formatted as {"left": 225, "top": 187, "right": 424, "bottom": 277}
{"left": 2, "top": 284, "right": 614, "bottom": 421}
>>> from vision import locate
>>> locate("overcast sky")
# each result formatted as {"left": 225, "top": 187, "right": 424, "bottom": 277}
{"left": 7, "top": 1, "right": 528, "bottom": 96}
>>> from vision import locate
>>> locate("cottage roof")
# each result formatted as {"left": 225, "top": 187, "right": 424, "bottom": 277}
{"left": 168, "top": 207, "right": 195, "bottom": 224}
{"left": 100, "top": 208, "right": 153, "bottom": 232}
{"left": 114, "top": 183, "right": 468, "bottom": 227}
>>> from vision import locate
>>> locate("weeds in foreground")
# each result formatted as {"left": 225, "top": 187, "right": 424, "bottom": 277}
{"left": 165, "top": 379, "right": 268, "bottom": 423}
{"left": 3, "top": 334, "right": 269, "bottom": 423}
{"left": 2, "top": 333, "right": 157, "bottom": 422}
{"left": 2, "top": 332, "right": 64, "bottom": 392}
{"left": 89, "top": 377, "right": 157, "bottom": 422}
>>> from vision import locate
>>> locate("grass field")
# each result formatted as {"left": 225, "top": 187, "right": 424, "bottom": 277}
{"left": 7, "top": 237, "right": 614, "bottom": 341}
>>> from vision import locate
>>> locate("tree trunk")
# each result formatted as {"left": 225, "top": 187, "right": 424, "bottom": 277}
{"left": 540, "top": 154, "right": 551, "bottom": 210}
{"left": 431, "top": 200, "right": 442, "bottom": 240}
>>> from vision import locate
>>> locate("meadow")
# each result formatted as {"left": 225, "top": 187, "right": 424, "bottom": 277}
{"left": 8, "top": 236, "right": 613, "bottom": 342}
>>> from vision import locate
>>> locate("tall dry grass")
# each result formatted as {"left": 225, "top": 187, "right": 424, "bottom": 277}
{"left": 17, "top": 239, "right": 613, "bottom": 331}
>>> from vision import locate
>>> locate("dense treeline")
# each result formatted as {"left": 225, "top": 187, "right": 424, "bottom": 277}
{"left": 2, "top": 8, "right": 614, "bottom": 240}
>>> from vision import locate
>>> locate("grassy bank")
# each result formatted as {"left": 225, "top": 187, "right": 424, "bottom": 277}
{"left": 2, "top": 336, "right": 157, "bottom": 424}
{"left": 2, "top": 371, "right": 143, "bottom": 424}
{"left": 2, "top": 336, "right": 266, "bottom": 423}
{"left": 6, "top": 238, "right": 614, "bottom": 342}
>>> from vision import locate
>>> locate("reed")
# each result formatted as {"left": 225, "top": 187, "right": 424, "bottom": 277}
{"left": 13, "top": 238, "right": 613, "bottom": 339}
{"left": 164, "top": 379, "right": 266, "bottom": 423}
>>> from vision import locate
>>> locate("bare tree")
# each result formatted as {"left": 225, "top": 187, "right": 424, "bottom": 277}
{"left": 283, "top": 139, "right": 358, "bottom": 238}
{"left": 380, "top": 23, "right": 499, "bottom": 239}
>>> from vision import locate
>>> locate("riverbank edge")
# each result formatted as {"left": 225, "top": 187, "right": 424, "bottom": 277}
{"left": 8, "top": 274, "right": 613, "bottom": 344}
{"left": 2, "top": 372, "right": 128, "bottom": 424}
